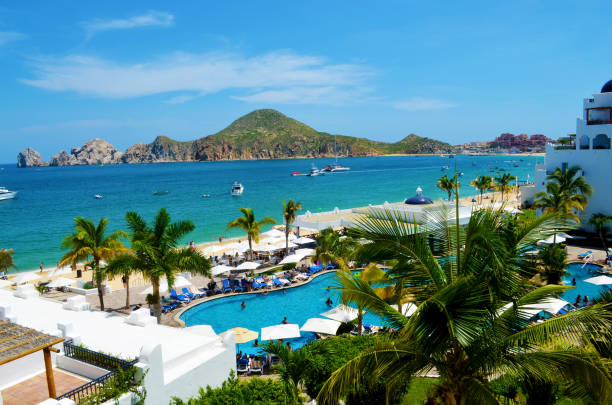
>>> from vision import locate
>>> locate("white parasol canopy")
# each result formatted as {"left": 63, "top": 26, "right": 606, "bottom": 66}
{"left": 295, "top": 248, "right": 315, "bottom": 257}
{"left": 236, "top": 261, "right": 261, "bottom": 271}
{"left": 51, "top": 267, "right": 72, "bottom": 276}
{"left": 300, "top": 318, "right": 341, "bottom": 335}
{"left": 12, "top": 273, "right": 40, "bottom": 284}
{"left": 585, "top": 275, "right": 612, "bottom": 285}
{"left": 211, "top": 264, "right": 235, "bottom": 276}
{"left": 288, "top": 233, "right": 298, "bottom": 241}
{"left": 260, "top": 324, "right": 301, "bottom": 341}
{"left": 499, "top": 298, "right": 570, "bottom": 318}
{"left": 390, "top": 303, "right": 418, "bottom": 317}
{"left": 321, "top": 305, "right": 359, "bottom": 323}
{"left": 262, "top": 229, "right": 285, "bottom": 238}
{"left": 295, "top": 237, "right": 316, "bottom": 245}
{"left": 503, "top": 206, "right": 522, "bottom": 214}
{"left": 537, "top": 235, "right": 566, "bottom": 245}
{"left": 139, "top": 275, "right": 192, "bottom": 295}
{"left": 280, "top": 254, "right": 306, "bottom": 265}
{"left": 47, "top": 277, "right": 75, "bottom": 288}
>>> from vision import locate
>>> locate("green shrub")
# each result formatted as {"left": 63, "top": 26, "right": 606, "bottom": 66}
{"left": 282, "top": 262, "right": 297, "bottom": 270}
{"left": 82, "top": 282, "right": 96, "bottom": 290}
{"left": 537, "top": 244, "right": 568, "bottom": 284}
{"left": 170, "top": 371, "right": 293, "bottom": 404}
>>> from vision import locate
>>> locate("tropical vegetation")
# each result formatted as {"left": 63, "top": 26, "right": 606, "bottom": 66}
{"left": 493, "top": 172, "right": 516, "bottom": 201}
{"left": 283, "top": 200, "right": 302, "bottom": 255}
{"left": 533, "top": 166, "right": 593, "bottom": 224}
{"left": 470, "top": 175, "right": 492, "bottom": 204}
{"left": 315, "top": 205, "right": 612, "bottom": 405}
{"left": 0, "top": 248, "right": 16, "bottom": 274}
{"left": 60, "top": 217, "right": 126, "bottom": 311}
{"left": 436, "top": 174, "right": 459, "bottom": 201}
{"left": 105, "top": 208, "right": 210, "bottom": 322}
{"left": 537, "top": 243, "right": 568, "bottom": 284}
{"left": 226, "top": 208, "right": 276, "bottom": 260}
{"left": 589, "top": 213, "right": 612, "bottom": 250}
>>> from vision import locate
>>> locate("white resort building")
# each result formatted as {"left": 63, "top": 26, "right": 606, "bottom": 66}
{"left": 534, "top": 79, "right": 612, "bottom": 229}
{"left": 0, "top": 286, "right": 235, "bottom": 405}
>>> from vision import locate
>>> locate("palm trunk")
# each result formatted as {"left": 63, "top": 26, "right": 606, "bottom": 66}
{"left": 448, "top": 190, "right": 452, "bottom": 201}
{"left": 599, "top": 230, "right": 608, "bottom": 250}
{"left": 152, "top": 277, "right": 162, "bottom": 324}
{"left": 125, "top": 275, "right": 130, "bottom": 308}
{"left": 285, "top": 229, "right": 290, "bottom": 256}
{"left": 94, "top": 259, "right": 105, "bottom": 312}
{"left": 357, "top": 307, "right": 363, "bottom": 336}
{"left": 248, "top": 235, "right": 253, "bottom": 261}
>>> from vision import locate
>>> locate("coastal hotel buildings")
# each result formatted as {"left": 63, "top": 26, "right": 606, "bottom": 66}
{"left": 535, "top": 79, "right": 612, "bottom": 228}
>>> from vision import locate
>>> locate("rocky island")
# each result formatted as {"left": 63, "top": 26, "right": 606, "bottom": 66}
{"left": 17, "top": 109, "right": 454, "bottom": 167}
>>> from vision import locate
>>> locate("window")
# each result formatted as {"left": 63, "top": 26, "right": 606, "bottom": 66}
{"left": 592, "top": 134, "right": 611, "bottom": 149}
{"left": 579, "top": 135, "right": 590, "bottom": 149}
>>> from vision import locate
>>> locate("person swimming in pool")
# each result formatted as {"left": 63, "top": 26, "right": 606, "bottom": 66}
{"left": 282, "top": 316, "right": 288, "bottom": 324}
{"left": 326, "top": 297, "right": 333, "bottom": 307}
{"left": 241, "top": 301, "right": 246, "bottom": 309}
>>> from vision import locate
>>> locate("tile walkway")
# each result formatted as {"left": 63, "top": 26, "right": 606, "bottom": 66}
{"left": 1, "top": 369, "right": 88, "bottom": 405}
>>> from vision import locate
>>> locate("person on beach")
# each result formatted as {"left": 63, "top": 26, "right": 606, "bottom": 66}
{"left": 40, "top": 262, "right": 43, "bottom": 272}
{"left": 282, "top": 316, "right": 288, "bottom": 324}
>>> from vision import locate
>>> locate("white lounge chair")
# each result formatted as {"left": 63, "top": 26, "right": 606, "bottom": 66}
{"left": 249, "top": 358, "right": 264, "bottom": 375}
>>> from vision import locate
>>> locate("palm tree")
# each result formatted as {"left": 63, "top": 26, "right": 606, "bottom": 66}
{"left": 493, "top": 172, "right": 516, "bottom": 202}
{"left": 436, "top": 174, "right": 458, "bottom": 201}
{"left": 534, "top": 166, "right": 592, "bottom": 224}
{"left": 106, "top": 261, "right": 137, "bottom": 309}
{"left": 317, "top": 207, "right": 612, "bottom": 405}
{"left": 283, "top": 200, "right": 302, "bottom": 255}
{"left": 470, "top": 175, "right": 492, "bottom": 204}
{"left": 589, "top": 213, "right": 612, "bottom": 250}
{"left": 537, "top": 243, "right": 568, "bottom": 285}
{"left": 0, "top": 248, "right": 17, "bottom": 274}
{"left": 226, "top": 208, "right": 276, "bottom": 261}
{"left": 262, "top": 340, "right": 310, "bottom": 403}
{"left": 60, "top": 218, "right": 125, "bottom": 311}
{"left": 105, "top": 208, "right": 211, "bottom": 322}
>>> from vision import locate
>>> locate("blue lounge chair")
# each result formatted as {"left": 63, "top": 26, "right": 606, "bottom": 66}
{"left": 252, "top": 281, "right": 262, "bottom": 290}
{"left": 232, "top": 279, "right": 243, "bottom": 292}
{"left": 254, "top": 277, "right": 268, "bottom": 288}
{"left": 237, "top": 358, "right": 249, "bottom": 374}
{"left": 181, "top": 288, "right": 197, "bottom": 299}
{"left": 577, "top": 251, "right": 592, "bottom": 258}
{"left": 241, "top": 279, "right": 249, "bottom": 291}
{"left": 221, "top": 279, "right": 232, "bottom": 293}
{"left": 271, "top": 278, "right": 283, "bottom": 287}
{"left": 170, "top": 289, "right": 189, "bottom": 302}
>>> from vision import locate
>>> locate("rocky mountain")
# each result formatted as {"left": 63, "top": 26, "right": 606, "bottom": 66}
{"left": 17, "top": 109, "right": 454, "bottom": 167}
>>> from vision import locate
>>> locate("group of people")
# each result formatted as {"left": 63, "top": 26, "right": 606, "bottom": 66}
{"left": 574, "top": 294, "right": 591, "bottom": 308}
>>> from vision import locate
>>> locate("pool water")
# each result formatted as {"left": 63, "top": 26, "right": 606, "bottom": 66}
{"left": 180, "top": 272, "right": 383, "bottom": 354}
{"left": 561, "top": 262, "right": 609, "bottom": 304}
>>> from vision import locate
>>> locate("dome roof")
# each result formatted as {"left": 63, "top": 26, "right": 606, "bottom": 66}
{"left": 601, "top": 80, "right": 612, "bottom": 93}
{"left": 404, "top": 186, "right": 433, "bottom": 205}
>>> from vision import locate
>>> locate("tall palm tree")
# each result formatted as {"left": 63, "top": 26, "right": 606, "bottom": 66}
{"left": 534, "top": 166, "right": 592, "bottom": 224}
{"left": 493, "top": 172, "right": 516, "bottom": 201}
{"left": 226, "top": 208, "right": 276, "bottom": 261}
{"left": 589, "top": 213, "right": 612, "bottom": 250}
{"left": 470, "top": 175, "right": 492, "bottom": 204}
{"left": 0, "top": 248, "right": 16, "bottom": 274}
{"left": 317, "top": 207, "right": 612, "bottom": 405}
{"left": 60, "top": 218, "right": 125, "bottom": 311}
{"left": 263, "top": 340, "right": 310, "bottom": 403}
{"left": 436, "top": 174, "right": 458, "bottom": 201}
{"left": 283, "top": 200, "right": 302, "bottom": 255}
{"left": 105, "top": 208, "right": 211, "bottom": 322}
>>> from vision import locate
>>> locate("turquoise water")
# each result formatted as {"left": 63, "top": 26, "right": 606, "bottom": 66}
{"left": 180, "top": 272, "right": 383, "bottom": 354}
{"left": 0, "top": 155, "right": 542, "bottom": 271}
{"left": 562, "top": 262, "right": 609, "bottom": 304}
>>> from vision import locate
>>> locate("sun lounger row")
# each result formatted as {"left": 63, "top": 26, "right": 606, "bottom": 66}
{"left": 236, "top": 357, "right": 265, "bottom": 375}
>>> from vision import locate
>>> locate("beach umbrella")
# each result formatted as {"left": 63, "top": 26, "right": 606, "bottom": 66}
{"left": 262, "top": 229, "right": 285, "bottom": 238}
{"left": 280, "top": 254, "right": 306, "bottom": 265}
{"left": 273, "top": 241, "right": 297, "bottom": 250}
{"left": 503, "top": 206, "right": 522, "bottom": 214}
{"left": 300, "top": 318, "right": 341, "bottom": 335}
{"left": 211, "top": 264, "right": 235, "bottom": 276}
{"left": 390, "top": 303, "right": 418, "bottom": 317}
{"left": 236, "top": 261, "right": 260, "bottom": 271}
{"left": 288, "top": 233, "right": 298, "bottom": 241}
{"left": 520, "top": 298, "right": 570, "bottom": 317}
{"left": 12, "top": 273, "right": 40, "bottom": 284}
{"left": 537, "top": 235, "right": 566, "bottom": 245}
{"left": 295, "top": 248, "right": 315, "bottom": 257}
{"left": 260, "top": 324, "right": 301, "bottom": 341}
{"left": 221, "top": 327, "right": 259, "bottom": 344}
{"left": 321, "top": 305, "right": 359, "bottom": 323}
{"left": 139, "top": 276, "right": 192, "bottom": 295}
{"left": 47, "top": 277, "right": 75, "bottom": 288}
{"left": 585, "top": 275, "right": 612, "bottom": 285}
{"left": 51, "top": 267, "right": 72, "bottom": 276}
{"left": 295, "top": 237, "right": 316, "bottom": 245}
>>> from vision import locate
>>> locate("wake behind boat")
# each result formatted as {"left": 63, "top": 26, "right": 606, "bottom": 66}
{"left": 0, "top": 186, "right": 17, "bottom": 201}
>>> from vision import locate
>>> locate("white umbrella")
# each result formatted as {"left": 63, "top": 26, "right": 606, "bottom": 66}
{"left": 556, "top": 232, "right": 573, "bottom": 239}
{"left": 288, "top": 233, "right": 298, "bottom": 241}
{"left": 47, "top": 277, "right": 75, "bottom": 288}
{"left": 12, "top": 273, "right": 40, "bottom": 284}
{"left": 274, "top": 241, "right": 298, "bottom": 250}
{"left": 139, "top": 276, "right": 192, "bottom": 295}
{"left": 212, "top": 265, "right": 235, "bottom": 276}
{"left": 295, "top": 248, "right": 315, "bottom": 257}
{"left": 280, "top": 254, "right": 306, "bottom": 265}
{"left": 51, "top": 267, "right": 72, "bottom": 276}
{"left": 202, "top": 245, "right": 223, "bottom": 255}
{"left": 301, "top": 318, "right": 341, "bottom": 335}
{"left": 236, "top": 261, "right": 260, "bottom": 271}
{"left": 585, "top": 275, "right": 612, "bottom": 285}
{"left": 520, "top": 298, "right": 570, "bottom": 317}
{"left": 390, "top": 303, "right": 418, "bottom": 317}
{"left": 321, "top": 305, "right": 359, "bottom": 323}
{"left": 503, "top": 206, "right": 522, "bottom": 214}
{"left": 295, "top": 237, "right": 316, "bottom": 244}
{"left": 263, "top": 229, "right": 285, "bottom": 238}
{"left": 537, "top": 235, "right": 566, "bottom": 245}
{"left": 260, "top": 324, "right": 301, "bottom": 341}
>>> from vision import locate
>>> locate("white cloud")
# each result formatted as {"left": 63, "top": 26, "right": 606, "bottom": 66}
{"left": 393, "top": 97, "right": 457, "bottom": 111}
{"left": 21, "top": 51, "right": 371, "bottom": 105}
{"left": 233, "top": 86, "right": 373, "bottom": 105}
{"left": 0, "top": 31, "right": 26, "bottom": 47}
{"left": 20, "top": 119, "right": 145, "bottom": 133}
{"left": 82, "top": 11, "right": 174, "bottom": 37}
{"left": 163, "top": 94, "right": 199, "bottom": 104}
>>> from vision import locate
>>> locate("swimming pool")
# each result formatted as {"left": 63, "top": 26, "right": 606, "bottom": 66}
{"left": 561, "top": 262, "right": 608, "bottom": 304}
{"left": 180, "top": 272, "right": 383, "bottom": 354}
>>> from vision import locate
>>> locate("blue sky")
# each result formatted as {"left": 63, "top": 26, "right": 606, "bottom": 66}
{"left": 1, "top": 1, "right": 611, "bottom": 163}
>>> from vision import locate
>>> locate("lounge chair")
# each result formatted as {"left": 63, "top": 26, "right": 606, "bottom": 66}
{"left": 240, "top": 278, "right": 249, "bottom": 291}
{"left": 271, "top": 278, "right": 283, "bottom": 287}
{"left": 231, "top": 279, "right": 243, "bottom": 292}
{"left": 236, "top": 358, "right": 249, "bottom": 374}
{"left": 255, "top": 277, "right": 268, "bottom": 288}
{"left": 170, "top": 289, "right": 190, "bottom": 302}
{"left": 252, "top": 281, "right": 263, "bottom": 290}
{"left": 249, "top": 358, "right": 264, "bottom": 375}
{"left": 221, "top": 279, "right": 232, "bottom": 293}
{"left": 577, "top": 251, "right": 593, "bottom": 259}
{"left": 181, "top": 288, "right": 197, "bottom": 299}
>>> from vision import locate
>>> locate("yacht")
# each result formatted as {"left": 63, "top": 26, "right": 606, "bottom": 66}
{"left": 306, "top": 166, "right": 322, "bottom": 177}
{"left": 93, "top": 194, "right": 103, "bottom": 199}
{"left": 0, "top": 187, "right": 17, "bottom": 201}
{"left": 231, "top": 182, "right": 244, "bottom": 196}
{"left": 321, "top": 134, "right": 350, "bottom": 172}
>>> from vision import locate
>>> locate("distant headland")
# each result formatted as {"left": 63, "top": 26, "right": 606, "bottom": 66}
{"left": 16, "top": 109, "right": 454, "bottom": 167}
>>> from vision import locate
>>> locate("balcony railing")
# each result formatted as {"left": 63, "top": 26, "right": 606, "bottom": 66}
{"left": 63, "top": 339, "right": 136, "bottom": 371}
{"left": 553, "top": 145, "right": 576, "bottom": 150}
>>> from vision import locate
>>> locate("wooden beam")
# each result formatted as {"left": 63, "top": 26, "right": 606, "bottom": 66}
{"left": 43, "top": 347, "right": 56, "bottom": 398}
{"left": 0, "top": 337, "right": 64, "bottom": 365}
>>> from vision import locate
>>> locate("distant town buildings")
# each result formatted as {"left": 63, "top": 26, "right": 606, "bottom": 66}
{"left": 457, "top": 133, "right": 555, "bottom": 154}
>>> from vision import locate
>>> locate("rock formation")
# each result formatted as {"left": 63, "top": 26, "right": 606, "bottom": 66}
{"left": 17, "top": 148, "right": 48, "bottom": 168}
{"left": 49, "top": 139, "right": 123, "bottom": 166}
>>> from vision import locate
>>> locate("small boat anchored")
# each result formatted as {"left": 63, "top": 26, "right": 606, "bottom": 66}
{"left": 152, "top": 190, "right": 169, "bottom": 196}
{"left": 306, "top": 165, "right": 322, "bottom": 177}
{"left": 321, "top": 134, "right": 350, "bottom": 172}
{"left": 93, "top": 194, "right": 103, "bottom": 199}
{"left": 231, "top": 182, "right": 244, "bottom": 196}
{"left": 0, "top": 186, "right": 17, "bottom": 201}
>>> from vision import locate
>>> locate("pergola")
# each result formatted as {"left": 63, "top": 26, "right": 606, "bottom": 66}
{"left": 0, "top": 320, "right": 64, "bottom": 398}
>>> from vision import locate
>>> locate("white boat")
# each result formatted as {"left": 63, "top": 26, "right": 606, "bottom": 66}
{"left": 93, "top": 194, "right": 103, "bottom": 199}
{"left": 321, "top": 134, "right": 350, "bottom": 172}
{"left": 231, "top": 182, "right": 244, "bottom": 196}
{"left": 0, "top": 186, "right": 17, "bottom": 201}
{"left": 306, "top": 166, "right": 322, "bottom": 177}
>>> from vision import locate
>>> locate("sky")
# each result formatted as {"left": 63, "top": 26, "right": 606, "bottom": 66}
{"left": 0, "top": 1, "right": 611, "bottom": 163}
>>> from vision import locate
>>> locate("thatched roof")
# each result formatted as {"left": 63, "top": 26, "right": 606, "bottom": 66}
{"left": 0, "top": 321, "right": 64, "bottom": 365}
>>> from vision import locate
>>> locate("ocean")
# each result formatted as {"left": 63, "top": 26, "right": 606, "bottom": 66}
{"left": 0, "top": 155, "right": 542, "bottom": 271}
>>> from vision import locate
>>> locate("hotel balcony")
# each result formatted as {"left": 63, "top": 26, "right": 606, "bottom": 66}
{"left": 586, "top": 106, "right": 612, "bottom": 125}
